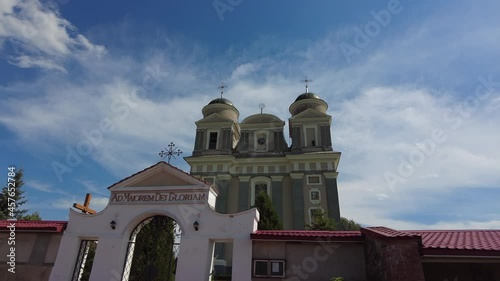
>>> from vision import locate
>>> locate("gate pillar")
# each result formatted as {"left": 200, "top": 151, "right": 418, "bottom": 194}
{"left": 88, "top": 235, "right": 128, "bottom": 281}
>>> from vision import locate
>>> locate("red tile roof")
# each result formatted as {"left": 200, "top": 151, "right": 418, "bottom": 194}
{"left": 0, "top": 220, "right": 67, "bottom": 233}
{"left": 254, "top": 228, "right": 500, "bottom": 256}
{"left": 406, "top": 229, "right": 500, "bottom": 256}
{"left": 363, "top": 227, "right": 500, "bottom": 256}
{"left": 362, "top": 226, "right": 421, "bottom": 239}
{"left": 251, "top": 230, "right": 364, "bottom": 242}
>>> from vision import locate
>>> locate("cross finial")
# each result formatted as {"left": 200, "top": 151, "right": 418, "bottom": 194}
{"left": 73, "top": 193, "right": 96, "bottom": 214}
{"left": 159, "top": 142, "right": 183, "bottom": 164}
{"left": 218, "top": 82, "right": 226, "bottom": 98}
{"left": 301, "top": 76, "right": 313, "bottom": 93}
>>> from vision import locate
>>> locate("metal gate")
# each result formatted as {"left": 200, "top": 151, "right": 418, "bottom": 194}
{"left": 122, "top": 216, "right": 181, "bottom": 281}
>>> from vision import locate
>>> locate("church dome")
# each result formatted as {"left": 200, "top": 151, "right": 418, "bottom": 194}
{"left": 202, "top": 97, "right": 239, "bottom": 121}
{"left": 208, "top": 98, "right": 234, "bottom": 106}
{"left": 241, "top": 113, "right": 285, "bottom": 127}
{"left": 289, "top": 92, "right": 328, "bottom": 116}
{"left": 294, "top": 92, "right": 321, "bottom": 102}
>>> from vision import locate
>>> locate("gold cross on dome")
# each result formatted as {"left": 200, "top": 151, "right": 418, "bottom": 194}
{"left": 73, "top": 193, "right": 96, "bottom": 214}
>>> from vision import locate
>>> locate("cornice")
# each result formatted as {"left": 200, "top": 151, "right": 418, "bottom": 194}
{"left": 217, "top": 174, "right": 232, "bottom": 181}
{"left": 290, "top": 173, "right": 304, "bottom": 179}
{"left": 238, "top": 176, "right": 251, "bottom": 182}
{"left": 323, "top": 172, "right": 339, "bottom": 179}
{"left": 286, "top": 152, "right": 341, "bottom": 161}
{"left": 270, "top": 175, "right": 284, "bottom": 181}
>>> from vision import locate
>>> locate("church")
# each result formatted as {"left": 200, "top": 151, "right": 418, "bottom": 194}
{"left": 185, "top": 83, "right": 341, "bottom": 229}
{"left": 1, "top": 85, "right": 499, "bottom": 281}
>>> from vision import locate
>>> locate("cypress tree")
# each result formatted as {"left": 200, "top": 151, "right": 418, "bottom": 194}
{"left": 254, "top": 191, "right": 283, "bottom": 230}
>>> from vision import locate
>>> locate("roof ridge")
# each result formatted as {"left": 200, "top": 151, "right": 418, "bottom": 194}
{"left": 107, "top": 161, "right": 210, "bottom": 189}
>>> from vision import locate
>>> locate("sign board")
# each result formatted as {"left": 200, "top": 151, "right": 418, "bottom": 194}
{"left": 110, "top": 191, "right": 207, "bottom": 205}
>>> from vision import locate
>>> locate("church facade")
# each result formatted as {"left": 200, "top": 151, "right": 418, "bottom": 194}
{"left": 185, "top": 88, "right": 341, "bottom": 230}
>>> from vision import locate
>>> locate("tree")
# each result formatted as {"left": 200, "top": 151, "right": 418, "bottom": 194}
{"left": 253, "top": 191, "right": 283, "bottom": 230}
{"left": 307, "top": 211, "right": 361, "bottom": 231}
{"left": 0, "top": 168, "right": 42, "bottom": 220}
{"left": 335, "top": 217, "right": 361, "bottom": 231}
{"left": 306, "top": 210, "right": 336, "bottom": 230}
{"left": 20, "top": 211, "right": 42, "bottom": 220}
{"left": 129, "top": 216, "right": 176, "bottom": 281}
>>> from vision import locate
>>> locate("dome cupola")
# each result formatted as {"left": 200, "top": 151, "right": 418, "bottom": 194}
{"left": 289, "top": 84, "right": 328, "bottom": 116}
{"left": 202, "top": 84, "right": 239, "bottom": 121}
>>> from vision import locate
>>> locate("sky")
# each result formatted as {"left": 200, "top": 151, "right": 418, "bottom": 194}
{"left": 0, "top": 0, "right": 499, "bottom": 229}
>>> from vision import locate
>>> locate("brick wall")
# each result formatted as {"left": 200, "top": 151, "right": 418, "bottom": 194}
{"left": 364, "top": 237, "right": 425, "bottom": 281}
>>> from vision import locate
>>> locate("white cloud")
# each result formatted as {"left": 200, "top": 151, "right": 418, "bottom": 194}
{"left": 0, "top": 0, "right": 105, "bottom": 71}
{"left": 1, "top": 0, "right": 500, "bottom": 228}
{"left": 335, "top": 86, "right": 500, "bottom": 228}
{"left": 230, "top": 63, "right": 260, "bottom": 80}
{"left": 51, "top": 197, "right": 76, "bottom": 209}
{"left": 26, "top": 180, "right": 54, "bottom": 193}
{"left": 77, "top": 180, "right": 108, "bottom": 196}
{"left": 8, "top": 54, "right": 67, "bottom": 72}
{"left": 89, "top": 197, "right": 109, "bottom": 212}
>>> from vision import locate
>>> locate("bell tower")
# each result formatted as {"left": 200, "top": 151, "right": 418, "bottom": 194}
{"left": 192, "top": 94, "right": 240, "bottom": 157}
{"left": 289, "top": 84, "right": 332, "bottom": 153}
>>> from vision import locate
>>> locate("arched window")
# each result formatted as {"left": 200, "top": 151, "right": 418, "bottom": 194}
{"left": 207, "top": 130, "right": 219, "bottom": 150}
{"left": 309, "top": 207, "right": 324, "bottom": 224}
{"left": 250, "top": 176, "right": 271, "bottom": 205}
{"left": 304, "top": 125, "right": 318, "bottom": 147}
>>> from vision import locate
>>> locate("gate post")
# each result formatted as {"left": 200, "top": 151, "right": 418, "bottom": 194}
{"left": 49, "top": 234, "right": 81, "bottom": 280}
{"left": 175, "top": 236, "right": 215, "bottom": 281}
{"left": 89, "top": 235, "right": 129, "bottom": 281}
{"left": 232, "top": 238, "right": 253, "bottom": 281}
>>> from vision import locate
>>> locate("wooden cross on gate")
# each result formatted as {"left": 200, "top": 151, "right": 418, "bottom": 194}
{"left": 73, "top": 193, "right": 96, "bottom": 214}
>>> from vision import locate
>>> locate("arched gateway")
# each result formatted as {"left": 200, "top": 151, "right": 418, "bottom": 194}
{"left": 49, "top": 162, "right": 259, "bottom": 281}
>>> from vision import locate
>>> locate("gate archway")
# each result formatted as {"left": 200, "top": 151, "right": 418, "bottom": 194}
{"left": 49, "top": 162, "right": 257, "bottom": 281}
{"left": 122, "top": 215, "right": 181, "bottom": 281}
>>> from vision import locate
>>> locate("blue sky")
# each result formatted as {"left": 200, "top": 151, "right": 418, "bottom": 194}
{"left": 1, "top": 0, "right": 499, "bottom": 229}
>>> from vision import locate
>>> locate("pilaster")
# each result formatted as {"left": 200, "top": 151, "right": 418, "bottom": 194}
{"left": 270, "top": 175, "right": 284, "bottom": 222}
{"left": 290, "top": 173, "right": 305, "bottom": 229}
{"left": 238, "top": 176, "right": 251, "bottom": 212}
{"left": 324, "top": 172, "right": 340, "bottom": 222}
